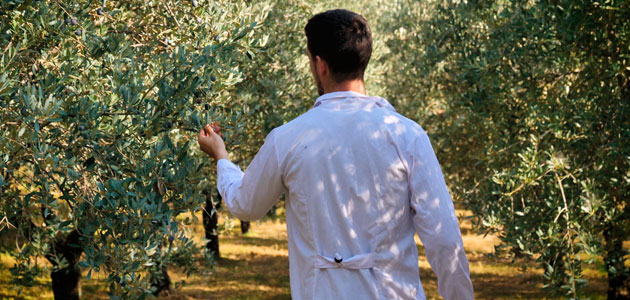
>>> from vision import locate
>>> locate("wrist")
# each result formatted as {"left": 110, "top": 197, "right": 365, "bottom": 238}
{"left": 215, "top": 151, "right": 229, "bottom": 161}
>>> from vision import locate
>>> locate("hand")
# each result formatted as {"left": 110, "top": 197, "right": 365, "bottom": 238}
{"left": 198, "top": 123, "right": 229, "bottom": 161}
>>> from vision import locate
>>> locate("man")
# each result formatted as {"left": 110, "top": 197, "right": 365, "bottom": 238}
{"left": 198, "top": 9, "right": 474, "bottom": 300}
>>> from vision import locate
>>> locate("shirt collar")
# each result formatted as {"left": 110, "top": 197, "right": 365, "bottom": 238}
{"left": 313, "top": 90, "right": 396, "bottom": 111}
{"left": 314, "top": 91, "right": 367, "bottom": 107}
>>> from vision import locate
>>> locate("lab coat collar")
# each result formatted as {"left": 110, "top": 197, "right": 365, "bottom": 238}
{"left": 313, "top": 90, "right": 396, "bottom": 112}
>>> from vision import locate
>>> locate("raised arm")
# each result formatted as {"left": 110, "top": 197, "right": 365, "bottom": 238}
{"left": 198, "top": 126, "right": 285, "bottom": 221}
{"left": 406, "top": 131, "right": 474, "bottom": 300}
{"left": 218, "top": 130, "right": 285, "bottom": 220}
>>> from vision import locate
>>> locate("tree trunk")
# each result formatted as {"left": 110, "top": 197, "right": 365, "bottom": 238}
{"left": 267, "top": 204, "right": 277, "bottom": 217}
{"left": 203, "top": 189, "right": 220, "bottom": 260}
{"left": 603, "top": 227, "right": 630, "bottom": 300}
{"left": 150, "top": 263, "right": 171, "bottom": 296}
{"left": 46, "top": 230, "right": 83, "bottom": 300}
{"left": 240, "top": 220, "right": 250, "bottom": 234}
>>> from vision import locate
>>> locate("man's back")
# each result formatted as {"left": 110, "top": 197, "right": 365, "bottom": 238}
{"left": 216, "top": 91, "right": 473, "bottom": 299}
{"left": 275, "top": 91, "right": 425, "bottom": 299}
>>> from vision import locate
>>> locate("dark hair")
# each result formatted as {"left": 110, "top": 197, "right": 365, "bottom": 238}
{"left": 305, "top": 9, "right": 372, "bottom": 82}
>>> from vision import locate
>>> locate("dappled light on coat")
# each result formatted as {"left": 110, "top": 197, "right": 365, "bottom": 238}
{"left": 215, "top": 91, "right": 471, "bottom": 299}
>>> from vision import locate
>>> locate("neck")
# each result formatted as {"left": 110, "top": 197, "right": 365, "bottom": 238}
{"left": 324, "top": 79, "right": 366, "bottom": 95}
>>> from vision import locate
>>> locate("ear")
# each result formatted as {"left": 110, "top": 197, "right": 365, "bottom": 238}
{"left": 314, "top": 55, "right": 328, "bottom": 77}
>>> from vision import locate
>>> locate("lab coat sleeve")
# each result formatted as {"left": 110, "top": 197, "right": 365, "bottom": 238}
{"left": 406, "top": 131, "right": 474, "bottom": 300}
{"left": 216, "top": 129, "right": 285, "bottom": 221}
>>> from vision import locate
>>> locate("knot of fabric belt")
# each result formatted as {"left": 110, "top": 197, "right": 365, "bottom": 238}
{"left": 314, "top": 252, "right": 376, "bottom": 269}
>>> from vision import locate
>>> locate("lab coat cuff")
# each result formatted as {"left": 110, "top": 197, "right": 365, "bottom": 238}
{"left": 217, "top": 158, "right": 237, "bottom": 170}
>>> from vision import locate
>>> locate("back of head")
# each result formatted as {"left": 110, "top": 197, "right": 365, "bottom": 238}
{"left": 304, "top": 9, "right": 373, "bottom": 82}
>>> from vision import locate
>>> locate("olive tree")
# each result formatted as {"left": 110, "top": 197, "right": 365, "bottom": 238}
{"left": 0, "top": 0, "right": 270, "bottom": 298}
{"left": 384, "top": 0, "right": 629, "bottom": 299}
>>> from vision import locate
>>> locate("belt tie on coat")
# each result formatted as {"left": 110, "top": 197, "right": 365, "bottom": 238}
{"left": 314, "top": 253, "right": 375, "bottom": 269}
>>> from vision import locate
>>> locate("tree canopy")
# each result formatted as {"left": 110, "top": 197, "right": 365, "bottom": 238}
{"left": 384, "top": 0, "right": 629, "bottom": 298}
{"left": 1, "top": 0, "right": 628, "bottom": 299}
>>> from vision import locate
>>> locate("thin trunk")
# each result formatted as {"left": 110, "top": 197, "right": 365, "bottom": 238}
{"left": 150, "top": 263, "right": 171, "bottom": 296}
{"left": 46, "top": 230, "right": 83, "bottom": 300}
{"left": 150, "top": 182, "right": 171, "bottom": 295}
{"left": 604, "top": 227, "right": 630, "bottom": 300}
{"left": 203, "top": 189, "right": 220, "bottom": 260}
{"left": 240, "top": 220, "right": 250, "bottom": 234}
{"left": 267, "top": 204, "right": 277, "bottom": 217}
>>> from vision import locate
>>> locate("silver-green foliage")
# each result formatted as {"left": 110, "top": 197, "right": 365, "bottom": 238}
{"left": 228, "top": 0, "right": 317, "bottom": 167}
{"left": 384, "top": 0, "right": 629, "bottom": 298}
{"left": 0, "top": 0, "right": 270, "bottom": 298}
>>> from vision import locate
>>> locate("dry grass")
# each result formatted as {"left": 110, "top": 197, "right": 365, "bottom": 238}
{"left": 0, "top": 209, "right": 609, "bottom": 300}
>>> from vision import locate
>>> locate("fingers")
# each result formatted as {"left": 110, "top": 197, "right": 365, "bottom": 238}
{"left": 210, "top": 122, "right": 221, "bottom": 133}
{"left": 199, "top": 123, "right": 222, "bottom": 144}
{"left": 204, "top": 124, "right": 214, "bottom": 135}
{"left": 206, "top": 123, "right": 223, "bottom": 137}
{"left": 197, "top": 122, "right": 228, "bottom": 160}
{"left": 198, "top": 127, "right": 209, "bottom": 139}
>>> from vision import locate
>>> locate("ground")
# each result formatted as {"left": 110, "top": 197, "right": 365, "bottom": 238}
{"left": 0, "top": 209, "right": 608, "bottom": 300}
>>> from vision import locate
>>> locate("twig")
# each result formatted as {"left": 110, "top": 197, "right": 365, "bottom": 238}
{"left": 163, "top": 1, "right": 182, "bottom": 27}
{"left": 139, "top": 67, "right": 177, "bottom": 101}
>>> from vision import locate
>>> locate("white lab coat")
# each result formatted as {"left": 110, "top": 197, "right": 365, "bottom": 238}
{"left": 217, "top": 91, "right": 474, "bottom": 300}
